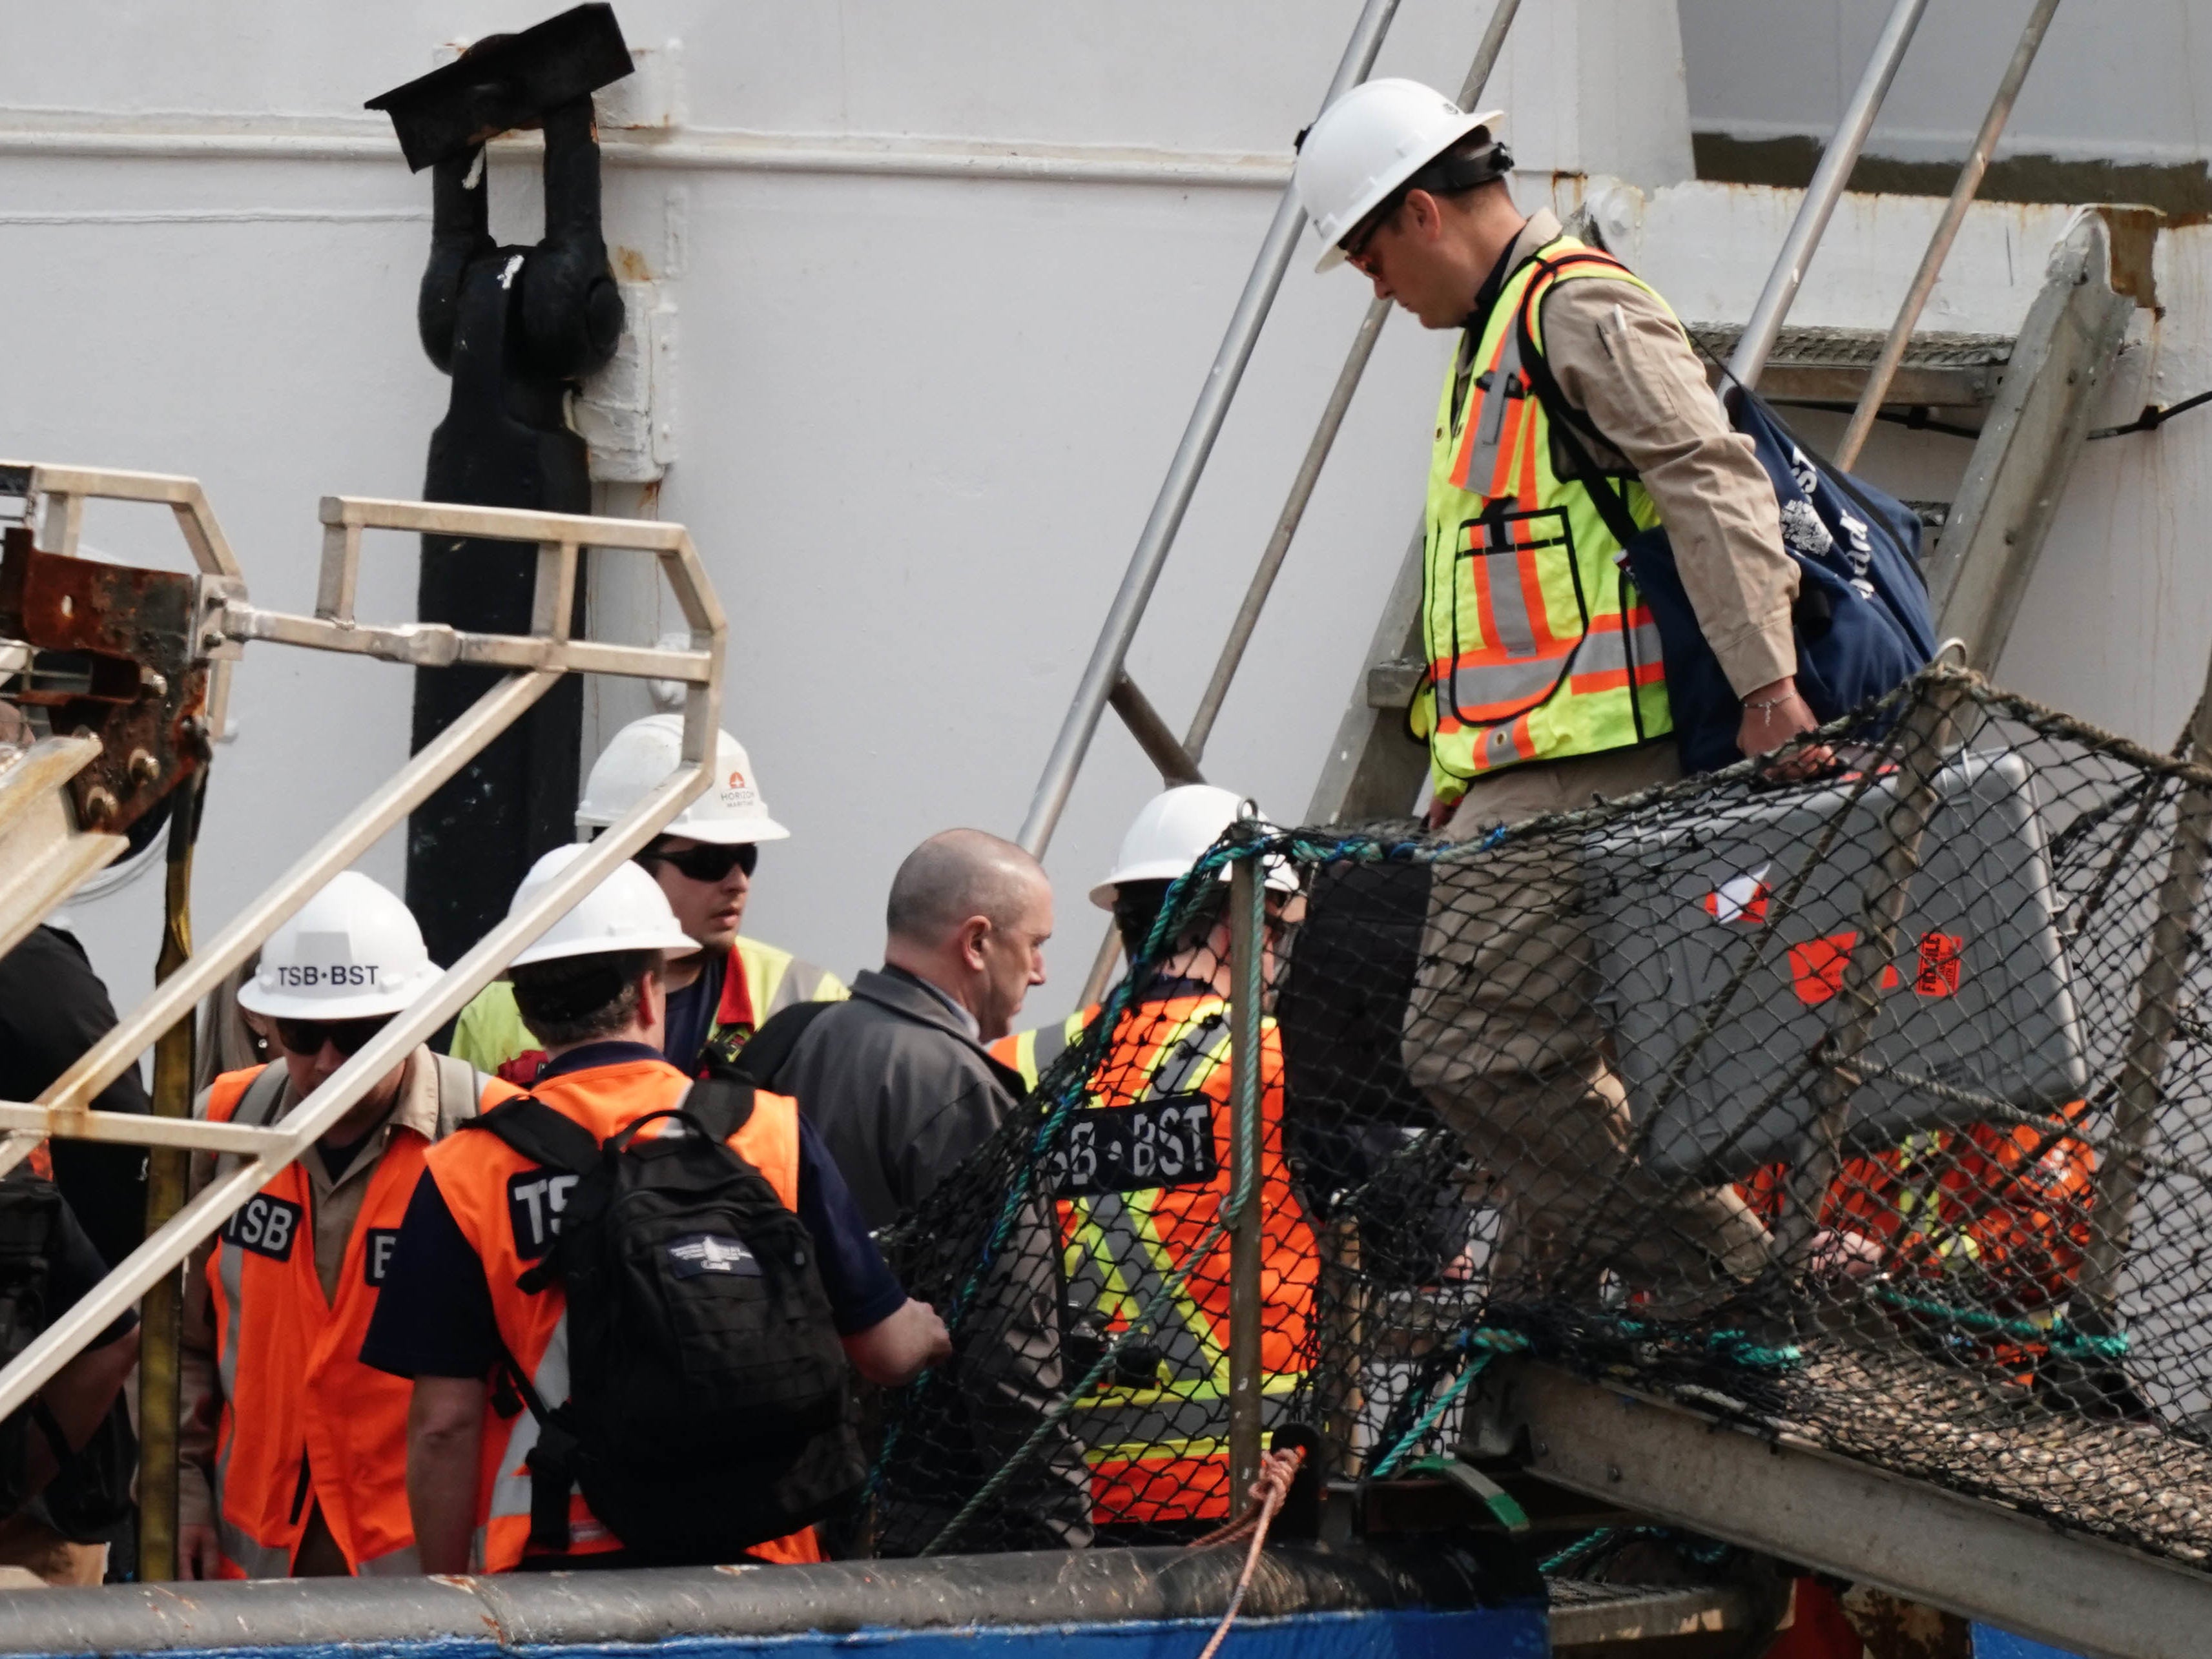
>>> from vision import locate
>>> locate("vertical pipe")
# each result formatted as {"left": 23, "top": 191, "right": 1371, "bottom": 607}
{"left": 2071, "top": 650, "right": 2212, "bottom": 1325}
{"left": 1226, "top": 855, "right": 1266, "bottom": 1499}
{"left": 138, "top": 778, "right": 202, "bottom": 1582}
{"left": 1182, "top": 0, "right": 1524, "bottom": 765}
{"left": 1726, "top": 0, "right": 1930, "bottom": 389}
{"left": 1016, "top": 0, "right": 1403, "bottom": 856}
{"left": 1834, "top": 0, "right": 2062, "bottom": 470}
{"left": 1780, "top": 675, "right": 1963, "bottom": 1267}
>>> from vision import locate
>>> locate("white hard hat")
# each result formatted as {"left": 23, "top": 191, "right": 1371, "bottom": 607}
{"left": 1294, "top": 79, "right": 1505, "bottom": 272}
{"left": 576, "top": 714, "right": 791, "bottom": 846}
{"left": 1089, "top": 785, "right": 1300, "bottom": 911}
{"left": 238, "top": 871, "right": 442, "bottom": 1020}
{"left": 507, "top": 843, "right": 701, "bottom": 967}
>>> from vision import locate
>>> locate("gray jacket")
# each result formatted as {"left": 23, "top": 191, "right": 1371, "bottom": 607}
{"left": 750, "top": 965, "right": 1091, "bottom": 1550}
{"left": 770, "top": 966, "right": 1024, "bottom": 1231}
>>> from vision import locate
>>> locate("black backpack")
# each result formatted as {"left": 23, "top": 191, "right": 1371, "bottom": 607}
{"left": 0, "top": 1170, "right": 134, "bottom": 1543}
{"left": 466, "top": 1077, "right": 866, "bottom": 1563}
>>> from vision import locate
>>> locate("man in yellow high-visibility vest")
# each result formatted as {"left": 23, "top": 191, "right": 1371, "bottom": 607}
{"left": 1295, "top": 81, "right": 1807, "bottom": 1301}
{"left": 450, "top": 716, "right": 845, "bottom": 1084}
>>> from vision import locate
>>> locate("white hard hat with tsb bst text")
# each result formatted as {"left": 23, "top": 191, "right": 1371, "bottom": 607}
{"left": 1294, "top": 79, "right": 1504, "bottom": 271}
{"left": 576, "top": 714, "right": 791, "bottom": 846}
{"left": 238, "top": 871, "right": 442, "bottom": 1020}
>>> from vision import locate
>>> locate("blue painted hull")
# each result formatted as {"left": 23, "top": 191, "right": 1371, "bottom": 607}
{"left": 0, "top": 1607, "right": 1551, "bottom": 1659}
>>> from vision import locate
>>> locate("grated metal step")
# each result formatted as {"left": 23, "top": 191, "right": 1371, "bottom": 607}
{"left": 1688, "top": 323, "right": 2015, "bottom": 409}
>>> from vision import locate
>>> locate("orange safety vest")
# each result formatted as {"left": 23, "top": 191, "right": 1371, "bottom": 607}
{"left": 1028, "top": 993, "right": 1318, "bottom": 1526}
{"left": 420, "top": 1053, "right": 825, "bottom": 1572}
{"left": 203, "top": 1058, "right": 512, "bottom": 1578}
{"left": 1737, "top": 1102, "right": 2096, "bottom": 1373}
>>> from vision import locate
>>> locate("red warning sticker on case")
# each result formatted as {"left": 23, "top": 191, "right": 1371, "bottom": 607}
{"left": 1788, "top": 931, "right": 1901, "bottom": 1005}
{"left": 1915, "top": 931, "right": 1965, "bottom": 996}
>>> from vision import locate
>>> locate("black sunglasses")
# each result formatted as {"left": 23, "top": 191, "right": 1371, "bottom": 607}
{"left": 273, "top": 1015, "right": 392, "bottom": 1058}
{"left": 639, "top": 841, "right": 759, "bottom": 883}
{"left": 1339, "top": 191, "right": 1407, "bottom": 265}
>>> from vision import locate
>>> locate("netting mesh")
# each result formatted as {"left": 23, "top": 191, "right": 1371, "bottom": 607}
{"left": 873, "top": 663, "right": 2212, "bottom": 1569}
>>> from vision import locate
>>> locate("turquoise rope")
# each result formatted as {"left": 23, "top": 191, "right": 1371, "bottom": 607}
{"left": 1368, "top": 1330, "right": 1531, "bottom": 1481}
{"left": 1872, "top": 1284, "right": 2130, "bottom": 1361}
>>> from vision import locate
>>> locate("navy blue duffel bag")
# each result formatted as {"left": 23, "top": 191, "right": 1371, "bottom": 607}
{"left": 1520, "top": 307, "right": 1936, "bottom": 774}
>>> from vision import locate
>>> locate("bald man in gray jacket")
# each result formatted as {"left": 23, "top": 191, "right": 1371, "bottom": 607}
{"left": 742, "top": 829, "right": 1089, "bottom": 1552}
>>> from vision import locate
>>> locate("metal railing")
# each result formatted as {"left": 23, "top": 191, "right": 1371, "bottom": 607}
{"left": 1015, "top": 0, "right": 1406, "bottom": 856}
{"left": 0, "top": 465, "right": 727, "bottom": 1431}
{"left": 1834, "top": 0, "right": 2063, "bottom": 468}
{"left": 1725, "top": 0, "right": 1929, "bottom": 389}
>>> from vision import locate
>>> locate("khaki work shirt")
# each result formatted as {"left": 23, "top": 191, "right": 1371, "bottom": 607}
{"left": 1512, "top": 208, "right": 1799, "bottom": 697}
{"left": 176, "top": 1047, "right": 459, "bottom": 1543}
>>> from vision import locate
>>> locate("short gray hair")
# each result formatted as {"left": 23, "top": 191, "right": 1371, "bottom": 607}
{"left": 886, "top": 829, "right": 1046, "bottom": 946}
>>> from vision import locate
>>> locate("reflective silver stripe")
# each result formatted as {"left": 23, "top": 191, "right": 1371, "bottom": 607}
{"left": 1473, "top": 519, "right": 1540, "bottom": 660}
{"left": 1633, "top": 617, "right": 1666, "bottom": 671}
{"left": 486, "top": 1311, "right": 570, "bottom": 1525}
{"left": 1451, "top": 653, "right": 1563, "bottom": 714}
{"left": 217, "top": 1516, "right": 293, "bottom": 1580}
{"left": 355, "top": 1542, "right": 422, "bottom": 1576}
{"left": 1484, "top": 724, "right": 1524, "bottom": 768}
{"left": 1564, "top": 619, "right": 1666, "bottom": 683}
{"left": 1461, "top": 325, "right": 1524, "bottom": 491}
{"left": 210, "top": 1062, "right": 296, "bottom": 1572}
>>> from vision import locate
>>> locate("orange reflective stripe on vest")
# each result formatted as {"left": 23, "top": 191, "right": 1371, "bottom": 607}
{"left": 1052, "top": 994, "right": 1319, "bottom": 1524}
{"left": 421, "top": 1057, "right": 821, "bottom": 1572}
{"left": 1418, "top": 236, "right": 1677, "bottom": 801}
{"left": 203, "top": 1062, "right": 510, "bottom": 1578}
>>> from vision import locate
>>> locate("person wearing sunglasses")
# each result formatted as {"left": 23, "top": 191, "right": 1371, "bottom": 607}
{"left": 177, "top": 872, "right": 519, "bottom": 1582}
{"left": 450, "top": 716, "right": 846, "bottom": 1086}
{"left": 1292, "top": 80, "right": 1799, "bottom": 1305}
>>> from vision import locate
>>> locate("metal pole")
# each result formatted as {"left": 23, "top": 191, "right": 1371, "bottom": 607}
{"left": 1726, "top": 0, "right": 1930, "bottom": 389}
{"left": 1016, "top": 0, "right": 1403, "bottom": 856}
{"left": 1834, "top": 0, "right": 2061, "bottom": 469}
{"left": 1226, "top": 854, "right": 1265, "bottom": 1498}
{"left": 1780, "top": 672, "right": 1964, "bottom": 1267}
{"left": 136, "top": 776, "right": 201, "bottom": 1583}
{"left": 1184, "top": 0, "right": 1524, "bottom": 762}
{"left": 2071, "top": 647, "right": 2212, "bottom": 1325}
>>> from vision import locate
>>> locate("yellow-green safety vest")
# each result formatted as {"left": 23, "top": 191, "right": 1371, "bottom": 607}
{"left": 449, "top": 935, "right": 846, "bottom": 1080}
{"left": 1417, "top": 235, "right": 1676, "bottom": 801}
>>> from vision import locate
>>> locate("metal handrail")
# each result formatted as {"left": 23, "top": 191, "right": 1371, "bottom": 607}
{"left": 1015, "top": 0, "right": 1404, "bottom": 857}
{"left": 1070, "top": 1, "right": 1529, "bottom": 1007}
{"left": 1834, "top": 0, "right": 2062, "bottom": 469}
{"left": 0, "top": 471, "right": 727, "bottom": 1424}
{"left": 1726, "top": 0, "right": 1930, "bottom": 389}
{"left": 1181, "top": 0, "right": 1526, "bottom": 768}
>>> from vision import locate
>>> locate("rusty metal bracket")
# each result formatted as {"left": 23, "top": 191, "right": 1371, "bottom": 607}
{"left": 0, "top": 525, "right": 210, "bottom": 836}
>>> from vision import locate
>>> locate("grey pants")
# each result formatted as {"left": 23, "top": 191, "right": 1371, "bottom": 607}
{"left": 1403, "top": 744, "right": 1773, "bottom": 1306}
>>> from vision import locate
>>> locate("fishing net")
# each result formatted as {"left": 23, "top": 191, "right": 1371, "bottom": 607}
{"left": 873, "top": 662, "right": 2212, "bottom": 1571}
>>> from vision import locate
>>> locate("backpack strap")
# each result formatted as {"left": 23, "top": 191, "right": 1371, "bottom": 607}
{"left": 484, "top": 1337, "right": 579, "bottom": 1555}
{"left": 460, "top": 1095, "right": 601, "bottom": 1177}
{"left": 681, "top": 1074, "right": 758, "bottom": 1144}
{"left": 1509, "top": 255, "right": 1652, "bottom": 553}
{"left": 723, "top": 999, "right": 836, "bottom": 1090}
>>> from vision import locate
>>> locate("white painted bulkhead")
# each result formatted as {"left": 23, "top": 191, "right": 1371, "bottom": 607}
{"left": 0, "top": 0, "right": 2203, "bottom": 1021}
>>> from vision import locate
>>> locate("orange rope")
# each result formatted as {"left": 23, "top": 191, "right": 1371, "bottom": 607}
{"left": 1191, "top": 1445, "right": 1306, "bottom": 1659}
